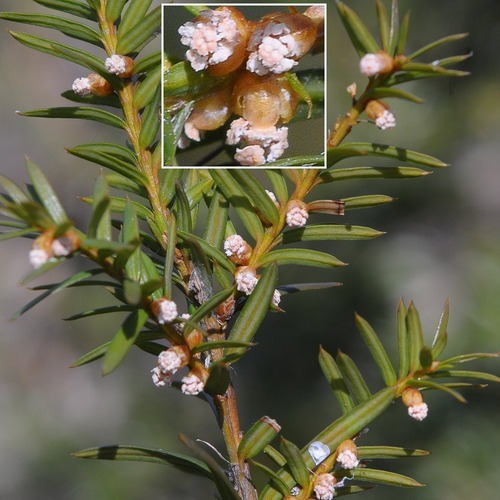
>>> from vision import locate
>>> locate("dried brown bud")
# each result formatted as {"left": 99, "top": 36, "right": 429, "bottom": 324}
{"left": 346, "top": 82, "right": 357, "bottom": 99}
{"left": 307, "top": 199, "right": 345, "bottom": 216}
{"left": 185, "top": 329, "right": 203, "bottom": 350}
{"left": 216, "top": 296, "right": 236, "bottom": 323}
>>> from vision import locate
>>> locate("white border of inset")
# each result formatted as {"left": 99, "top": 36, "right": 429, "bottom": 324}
{"left": 161, "top": 3, "right": 327, "bottom": 169}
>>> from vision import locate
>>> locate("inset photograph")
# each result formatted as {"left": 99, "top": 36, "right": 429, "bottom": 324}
{"left": 162, "top": 4, "right": 326, "bottom": 168}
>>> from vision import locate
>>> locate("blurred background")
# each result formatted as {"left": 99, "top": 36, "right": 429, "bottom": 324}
{"left": 1, "top": 1, "right": 499, "bottom": 499}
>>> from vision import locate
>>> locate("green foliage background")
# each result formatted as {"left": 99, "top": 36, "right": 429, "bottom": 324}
{"left": 0, "top": 1, "right": 499, "bottom": 498}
